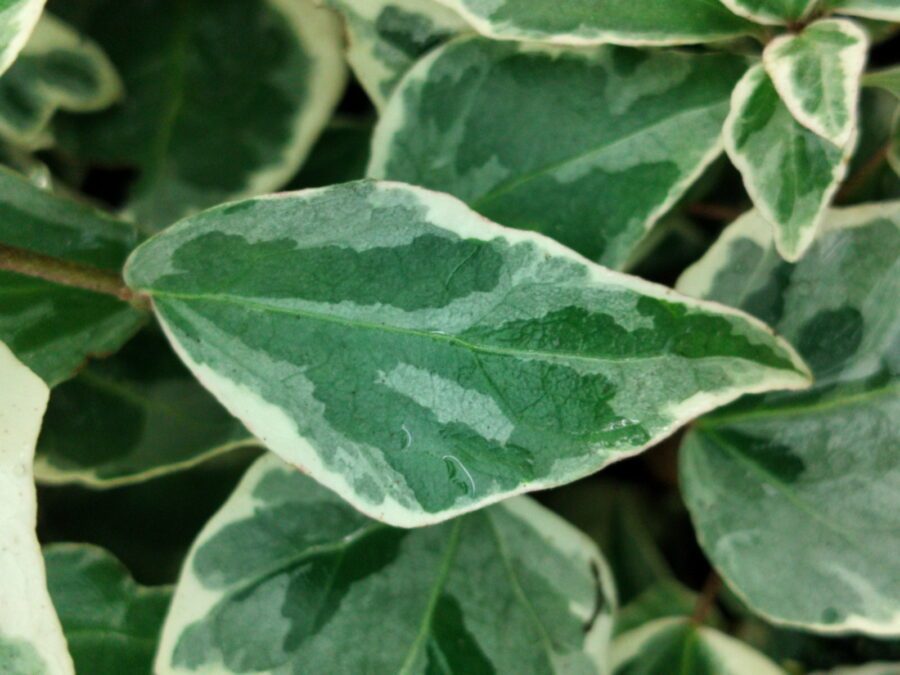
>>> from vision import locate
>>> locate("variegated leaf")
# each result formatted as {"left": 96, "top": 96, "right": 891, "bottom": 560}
{"left": 764, "top": 18, "right": 868, "bottom": 148}
{"left": 430, "top": 0, "right": 754, "bottom": 45}
{"left": 369, "top": 37, "right": 748, "bottom": 268}
{"left": 35, "top": 328, "right": 253, "bottom": 488}
{"left": 825, "top": 0, "right": 900, "bottom": 21}
{"left": 326, "top": 0, "right": 468, "bottom": 109}
{"left": 614, "top": 581, "right": 708, "bottom": 637}
{"left": 612, "top": 618, "right": 783, "bottom": 674}
{"left": 863, "top": 66, "right": 900, "bottom": 99}
{"left": 0, "top": 0, "right": 44, "bottom": 75}
{"left": 717, "top": 0, "right": 820, "bottom": 25}
{"left": 677, "top": 203, "right": 900, "bottom": 635}
{"left": 0, "top": 342, "right": 74, "bottom": 675}
{"left": 0, "top": 12, "right": 121, "bottom": 150}
{"left": 0, "top": 166, "right": 145, "bottom": 386}
{"left": 125, "top": 181, "right": 810, "bottom": 527}
{"left": 55, "top": 0, "right": 346, "bottom": 229}
{"left": 724, "top": 64, "right": 856, "bottom": 261}
{"left": 156, "top": 453, "right": 616, "bottom": 674}
{"left": 44, "top": 544, "right": 171, "bottom": 675}
{"left": 815, "top": 666, "right": 900, "bottom": 675}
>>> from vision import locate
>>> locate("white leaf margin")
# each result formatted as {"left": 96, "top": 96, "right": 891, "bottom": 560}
{"left": 0, "top": 0, "right": 45, "bottom": 76}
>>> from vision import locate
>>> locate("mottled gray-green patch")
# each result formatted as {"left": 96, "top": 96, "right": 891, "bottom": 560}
{"left": 54, "top": 0, "right": 345, "bottom": 229}
{"left": 0, "top": 12, "right": 121, "bottom": 150}
{"left": 0, "top": 0, "right": 44, "bottom": 76}
{"left": 432, "top": 0, "right": 754, "bottom": 45}
{"left": 612, "top": 618, "right": 782, "bottom": 674}
{"left": 326, "top": 0, "right": 468, "bottom": 109}
{"left": 370, "top": 38, "right": 747, "bottom": 268}
{"left": 724, "top": 64, "right": 855, "bottom": 261}
{"left": 0, "top": 634, "right": 49, "bottom": 675}
{"left": 677, "top": 203, "right": 900, "bottom": 635}
{"left": 35, "top": 328, "right": 253, "bottom": 487}
{"left": 44, "top": 544, "right": 171, "bottom": 675}
{"left": 0, "top": 166, "right": 145, "bottom": 385}
{"left": 125, "top": 181, "right": 809, "bottom": 526}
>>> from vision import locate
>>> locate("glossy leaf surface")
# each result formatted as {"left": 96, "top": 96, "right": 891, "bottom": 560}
{"left": 156, "top": 453, "right": 616, "bottom": 675}
{"left": 125, "top": 181, "right": 810, "bottom": 526}
{"left": 678, "top": 203, "right": 900, "bottom": 635}
{"left": 370, "top": 38, "right": 748, "bottom": 268}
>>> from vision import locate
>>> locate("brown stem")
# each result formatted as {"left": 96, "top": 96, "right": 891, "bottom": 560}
{"left": 837, "top": 143, "right": 890, "bottom": 203}
{"left": 691, "top": 571, "right": 722, "bottom": 625}
{"left": 0, "top": 243, "right": 149, "bottom": 310}
{"left": 687, "top": 203, "right": 746, "bottom": 223}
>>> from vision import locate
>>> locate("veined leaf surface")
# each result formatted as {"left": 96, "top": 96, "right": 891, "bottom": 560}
{"left": 156, "top": 453, "right": 616, "bottom": 674}
{"left": 35, "top": 328, "right": 253, "bottom": 488}
{"left": 369, "top": 38, "right": 748, "bottom": 268}
{"left": 125, "top": 180, "right": 810, "bottom": 527}
{"left": 44, "top": 544, "right": 171, "bottom": 675}
{"left": 825, "top": 0, "right": 900, "bottom": 21}
{"left": 724, "top": 64, "right": 856, "bottom": 261}
{"left": 55, "top": 0, "right": 346, "bottom": 229}
{"left": 0, "top": 12, "right": 121, "bottom": 150}
{"left": 430, "top": 0, "right": 754, "bottom": 45}
{"left": 764, "top": 18, "right": 868, "bottom": 148}
{"left": 677, "top": 203, "right": 900, "bottom": 635}
{"left": 0, "top": 166, "right": 145, "bottom": 386}
{"left": 326, "top": 0, "right": 468, "bottom": 109}
{"left": 0, "top": 342, "right": 73, "bottom": 675}
{"left": 0, "top": 0, "right": 44, "bottom": 75}
{"left": 611, "top": 618, "right": 782, "bottom": 674}
{"left": 717, "top": 0, "right": 820, "bottom": 24}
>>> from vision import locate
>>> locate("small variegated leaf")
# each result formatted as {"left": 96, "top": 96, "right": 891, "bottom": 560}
{"left": 34, "top": 328, "right": 253, "bottom": 488}
{"left": 125, "top": 181, "right": 810, "bottom": 527}
{"left": 55, "top": 0, "right": 346, "bottom": 229}
{"left": 677, "top": 203, "right": 900, "bottom": 635}
{"left": 369, "top": 37, "right": 748, "bottom": 268}
{"left": 156, "top": 453, "right": 616, "bottom": 675}
{"left": 0, "top": 12, "right": 121, "bottom": 150}
{"left": 613, "top": 581, "right": 707, "bottom": 637}
{"left": 724, "top": 64, "right": 855, "bottom": 261}
{"left": 326, "top": 0, "right": 468, "bottom": 109}
{"left": 44, "top": 544, "right": 171, "bottom": 675}
{"left": 0, "top": 166, "right": 145, "bottom": 386}
{"left": 0, "top": 342, "right": 74, "bottom": 675}
{"left": 864, "top": 66, "right": 900, "bottom": 99}
{"left": 0, "top": 0, "right": 44, "bottom": 75}
{"left": 430, "top": 0, "right": 754, "bottom": 46}
{"left": 825, "top": 0, "right": 900, "bottom": 21}
{"left": 717, "top": 0, "right": 819, "bottom": 24}
{"left": 612, "top": 618, "right": 783, "bottom": 674}
{"left": 763, "top": 18, "right": 868, "bottom": 148}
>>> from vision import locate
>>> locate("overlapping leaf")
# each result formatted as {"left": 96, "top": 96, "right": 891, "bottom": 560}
{"left": 0, "top": 0, "right": 44, "bottom": 75}
{"left": 431, "top": 0, "right": 754, "bottom": 45}
{"left": 326, "top": 0, "right": 468, "bottom": 109}
{"left": 825, "top": 0, "right": 900, "bottom": 21}
{"left": 44, "top": 544, "right": 171, "bottom": 675}
{"left": 677, "top": 203, "right": 900, "bottom": 635}
{"left": 55, "top": 0, "right": 346, "bottom": 229}
{"left": 0, "top": 166, "right": 145, "bottom": 386}
{"left": 764, "top": 18, "right": 868, "bottom": 148}
{"left": 0, "top": 342, "right": 73, "bottom": 675}
{"left": 718, "top": 0, "right": 820, "bottom": 25}
{"left": 0, "top": 12, "right": 121, "bottom": 150}
{"left": 125, "top": 181, "right": 809, "bottom": 526}
{"left": 370, "top": 38, "right": 748, "bottom": 268}
{"left": 35, "top": 328, "right": 253, "bottom": 487}
{"left": 156, "top": 453, "right": 616, "bottom": 674}
{"left": 612, "top": 618, "right": 782, "bottom": 674}
{"left": 724, "top": 64, "right": 856, "bottom": 261}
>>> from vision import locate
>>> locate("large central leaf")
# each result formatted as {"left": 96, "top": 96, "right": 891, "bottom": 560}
{"left": 126, "top": 181, "right": 809, "bottom": 526}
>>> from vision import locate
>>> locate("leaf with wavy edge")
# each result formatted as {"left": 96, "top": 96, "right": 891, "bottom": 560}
{"left": 724, "top": 63, "right": 856, "bottom": 261}
{"left": 126, "top": 180, "right": 809, "bottom": 527}
{"left": 677, "top": 203, "right": 900, "bottom": 636}
{"left": 612, "top": 618, "right": 782, "bottom": 674}
{"left": 0, "top": 0, "right": 44, "bottom": 75}
{"left": 764, "top": 18, "right": 868, "bottom": 148}
{"left": 156, "top": 453, "right": 616, "bottom": 674}
{"left": 369, "top": 37, "right": 748, "bottom": 269}
{"left": 0, "top": 342, "right": 74, "bottom": 675}
{"left": 44, "top": 544, "right": 171, "bottom": 675}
